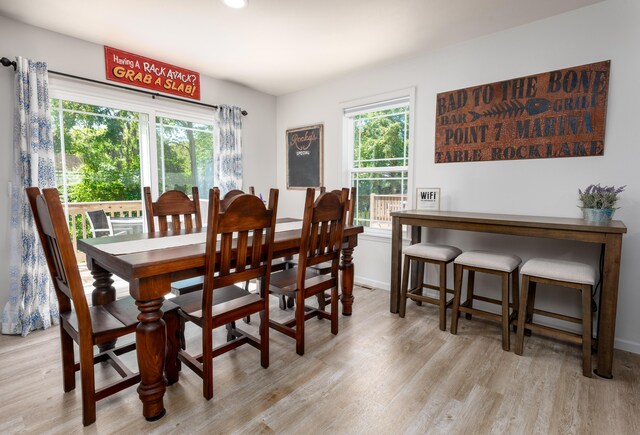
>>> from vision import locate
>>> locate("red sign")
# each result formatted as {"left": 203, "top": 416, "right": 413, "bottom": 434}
{"left": 104, "top": 46, "right": 200, "bottom": 100}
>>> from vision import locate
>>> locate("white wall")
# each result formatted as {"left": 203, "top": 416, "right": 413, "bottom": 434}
{"left": 276, "top": 0, "right": 640, "bottom": 353}
{"left": 0, "top": 16, "right": 277, "bottom": 309}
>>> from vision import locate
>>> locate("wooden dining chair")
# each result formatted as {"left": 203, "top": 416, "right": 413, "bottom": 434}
{"left": 268, "top": 188, "right": 348, "bottom": 355}
{"left": 144, "top": 186, "right": 204, "bottom": 295}
{"left": 143, "top": 186, "right": 202, "bottom": 233}
{"left": 164, "top": 188, "right": 279, "bottom": 399}
{"left": 26, "top": 187, "right": 141, "bottom": 426}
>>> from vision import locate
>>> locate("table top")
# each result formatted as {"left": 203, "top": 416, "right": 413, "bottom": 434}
{"left": 391, "top": 209, "right": 627, "bottom": 234}
{"left": 78, "top": 219, "right": 363, "bottom": 281}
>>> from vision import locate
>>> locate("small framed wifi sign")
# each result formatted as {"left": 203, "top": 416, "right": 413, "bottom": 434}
{"left": 416, "top": 188, "right": 441, "bottom": 211}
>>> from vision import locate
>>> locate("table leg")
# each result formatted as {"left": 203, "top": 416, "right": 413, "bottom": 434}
{"left": 87, "top": 260, "right": 117, "bottom": 352}
{"left": 594, "top": 234, "right": 623, "bottom": 379}
{"left": 340, "top": 246, "right": 354, "bottom": 316}
{"left": 135, "top": 296, "right": 167, "bottom": 421}
{"left": 409, "top": 225, "right": 422, "bottom": 294}
{"left": 390, "top": 217, "right": 401, "bottom": 313}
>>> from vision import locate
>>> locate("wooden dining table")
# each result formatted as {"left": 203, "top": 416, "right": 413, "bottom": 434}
{"left": 78, "top": 218, "right": 363, "bottom": 421}
{"left": 390, "top": 209, "right": 627, "bottom": 379}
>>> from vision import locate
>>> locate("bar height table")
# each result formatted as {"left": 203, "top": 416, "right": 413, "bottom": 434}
{"left": 390, "top": 209, "right": 626, "bottom": 379}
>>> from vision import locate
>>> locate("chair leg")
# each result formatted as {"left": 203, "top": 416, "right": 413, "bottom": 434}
{"left": 415, "top": 261, "right": 425, "bottom": 306}
{"left": 260, "top": 306, "right": 269, "bottom": 369}
{"left": 202, "top": 327, "right": 213, "bottom": 400}
{"left": 525, "top": 280, "right": 536, "bottom": 337}
{"left": 438, "top": 261, "right": 447, "bottom": 331}
{"left": 60, "top": 322, "right": 76, "bottom": 392}
{"left": 331, "top": 285, "right": 339, "bottom": 335}
{"left": 164, "top": 310, "right": 180, "bottom": 385}
{"left": 511, "top": 268, "right": 520, "bottom": 332}
{"left": 450, "top": 264, "right": 463, "bottom": 334}
{"left": 79, "top": 342, "right": 96, "bottom": 426}
{"left": 581, "top": 284, "right": 593, "bottom": 377}
{"left": 295, "top": 290, "right": 305, "bottom": 356}
{"left": 465, "top": 270, "right": 475, "bottom": 320}
{"left": 399, "top": 255, "right": 411, "bottom": 318}
{"left": 501, "top": 272, "right": 510, "bottom": 351}
{"left": 515, "top": 274, "right": 530, "bottom": 355}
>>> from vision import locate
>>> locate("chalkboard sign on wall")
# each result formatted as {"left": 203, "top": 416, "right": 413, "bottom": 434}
{"left": 286, "top": 124, "right": 323, "bottom": 189}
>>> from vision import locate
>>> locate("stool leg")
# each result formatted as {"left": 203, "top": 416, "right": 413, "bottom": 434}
{"left": 399, "top": 255, "right": 411, "bottom": 318}
{"left": 464, "top": 270, "right": 475, "bottom": 320}
{"left": 438, "top": 261, "right": 447, "bottom": 331}
{"left": 581, "top": 284, "right": 593, "bottom": 377}
{"left": 511, "top": 268, "right": 520, "bottom": 332}
{"left": 515, "top": 274, "right": 530, "bottom": 355}
{"left": 415, "top": 261, "right": 425, "bottom": 306}
{"left": 501, "top": 272, "right": 510, "bottom": 351}
{"left": 525, "top": 280, "right": 536, "bottom": 337}
{"left": 450, "top": 264, "right": 463, "bottom": 334}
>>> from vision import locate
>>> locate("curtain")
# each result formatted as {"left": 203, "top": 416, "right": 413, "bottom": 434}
{"left": 2, "top": 57, "right": 58, "bottom": 336}
{"left": 214, "top": 105, "right": 243, "bottom": 195}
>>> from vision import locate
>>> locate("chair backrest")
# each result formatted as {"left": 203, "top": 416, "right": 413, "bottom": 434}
{"left": 86, "top": 210, "right": 113, "bottom": 237}
{"left": 220, "top": 189, "right": 246, "bottom": 211}
{"left": 143, "top": 186, "right": 202, "bottom": 233}
{"left": 328, "top": 187, "right": 356, "bottom": 226}
{"left": 201, "top": 188, "right": 279, "bottom": 317}
{"left": 297, "top": 188, "right": 348, "bottom": 275}
{"left": 26, "top": 187, "right": 91, "bottom": 333}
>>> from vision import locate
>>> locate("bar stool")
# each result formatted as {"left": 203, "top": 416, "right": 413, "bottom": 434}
{"left": 515, "top": 258, "right": 595, "bottom": 377}
{"left": 399, "top": 243, "right": 462, "bottom": 331}
{"left": 450, "top": 250, "right": 521, "bottom": 351}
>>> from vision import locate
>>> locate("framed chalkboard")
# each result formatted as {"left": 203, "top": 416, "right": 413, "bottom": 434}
{"left": 286, "top": 124, "right": 323, "bottom": 189}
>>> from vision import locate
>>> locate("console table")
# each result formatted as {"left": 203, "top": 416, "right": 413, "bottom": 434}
{"left": 390, "top": 209, "right": 626, "bottom": 379}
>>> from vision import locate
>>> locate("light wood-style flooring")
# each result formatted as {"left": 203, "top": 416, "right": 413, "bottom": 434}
{"left": 1, "top": 285, "right": 639, "bottom": 434}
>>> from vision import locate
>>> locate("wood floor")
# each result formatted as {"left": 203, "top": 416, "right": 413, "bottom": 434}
{"left": 1, "top": 285, "right": 639, "bottom": 434}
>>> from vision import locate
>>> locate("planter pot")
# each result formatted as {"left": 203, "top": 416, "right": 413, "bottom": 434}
{"left": 582, "top": 207, "right": 615, "bottom": 223}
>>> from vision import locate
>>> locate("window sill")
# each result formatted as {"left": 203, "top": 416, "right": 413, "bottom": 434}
{"left": 359, "top": 227, "right": 411, "bottom": 244}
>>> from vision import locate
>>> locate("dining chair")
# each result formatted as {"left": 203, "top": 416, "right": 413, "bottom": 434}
{"left": 164, "top": 188, "right": 279, "bottom": 399}
{"left": 26, "top": 187, "right": 141, "bottom": 426}
{"left": 268, "top": 188, "right": 348, "bottom": 355}
{"left": 143, "top": 186, "right": 202, "bottom": 233}
{"left": 144, "top": 186, "right": 204, "bottom": 295}
{"left": 86, "top": 209, "right": 126, "bottom": 237}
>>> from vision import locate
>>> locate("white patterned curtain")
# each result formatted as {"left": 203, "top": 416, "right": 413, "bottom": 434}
{"left": 2, "top": 57, "right": 58, "bottom": 336}
{"left": 214, "top": 105, "right": 243, "bottom": 195}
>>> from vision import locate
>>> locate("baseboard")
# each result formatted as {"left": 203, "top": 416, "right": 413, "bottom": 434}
{"left": 614, "top": 337, "right": 640, "bottom": 354}
{"left": 354, "top": 275, "right": 390, "bottom": 291}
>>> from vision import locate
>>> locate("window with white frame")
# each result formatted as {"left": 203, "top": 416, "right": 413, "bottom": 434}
{"left": 345, "top": 96, "right": 411, "bottom": 231}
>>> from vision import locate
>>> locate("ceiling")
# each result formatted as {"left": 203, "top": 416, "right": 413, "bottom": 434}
{"left": 0, "top": 0, "right": 602, "bottom": 96}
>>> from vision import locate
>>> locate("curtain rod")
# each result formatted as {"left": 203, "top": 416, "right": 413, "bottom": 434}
{"left": 0, "top": 56, "right": 248, "bottom": 116}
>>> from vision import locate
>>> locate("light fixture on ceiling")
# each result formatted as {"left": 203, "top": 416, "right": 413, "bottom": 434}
{"left": 222, "top": 0, "right": 248, "bottom": 9}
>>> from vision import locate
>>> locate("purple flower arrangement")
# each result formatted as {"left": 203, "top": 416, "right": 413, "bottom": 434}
{"left": 578, "top": 184, "right": 626, "bottom": 209}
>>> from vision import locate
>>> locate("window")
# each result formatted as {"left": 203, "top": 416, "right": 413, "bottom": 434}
{"left": 50, "top": 81, "right": 216, "bottom": 243}
{"left": 345, "top": 96, "right": 411, "bottom": 231}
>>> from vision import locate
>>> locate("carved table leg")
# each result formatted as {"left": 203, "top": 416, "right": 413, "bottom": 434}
{"left": 88, "top": 261, "right": 117, "bottom": 352}
{"left": 136, "top": 298, "right": 167, "bottom": 421}
{"left": 340, "top": 246, "right": 354, "bottom": 316}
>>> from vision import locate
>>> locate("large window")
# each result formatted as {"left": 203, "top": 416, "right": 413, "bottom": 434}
{"left": 345, "top": 96, "right": 411, "bottom": 230}
{"left": 50, "top": 83, "right": 216, "bottom": 243}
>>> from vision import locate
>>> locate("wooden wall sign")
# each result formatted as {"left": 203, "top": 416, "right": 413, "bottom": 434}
{"left": 434, "top": 60, "right": 610, "bottom": 163}
{"left": 104, "top": 46, "right": 200, "bottom": 100}
{"left": 286, "top": 124, "right": 323, "bottom": 189}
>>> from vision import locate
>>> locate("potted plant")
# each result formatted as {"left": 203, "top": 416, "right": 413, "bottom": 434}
{"left": 578, "top": 184, "right": 626, "bottom": 222}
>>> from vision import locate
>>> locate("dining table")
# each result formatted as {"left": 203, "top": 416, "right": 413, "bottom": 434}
{"left": 78, "top": 218, "right": 363, "bottom": 421}
{"left": 390, "top": 209, "right": 627, "bottom": 379}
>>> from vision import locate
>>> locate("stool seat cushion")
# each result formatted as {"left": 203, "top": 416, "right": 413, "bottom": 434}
{"left": 403, "top": 243, "right": 462, "bottom": 262}
{"left": 454, "top": 250, "right": 521, "bottom": 272}
{"left": 521, "top": 258, "right": 596, "bottom": 285}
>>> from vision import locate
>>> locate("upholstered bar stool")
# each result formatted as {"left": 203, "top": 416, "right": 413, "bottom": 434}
{"left": 450, "top": 250, "right": 521, "bottom": 351}
{"left": 399, "top": 243, "right": 462, "bottom": 331}
{"left": 515, "top": 258, "right": 595, "bottom": 377}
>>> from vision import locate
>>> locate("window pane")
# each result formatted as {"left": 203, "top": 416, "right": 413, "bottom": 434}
{"left": 352, "top": 171, "right": 408, "bottom": 229}
{"left": 352, "top": 107, "right": 409, "bottom": 169}
{"left": 156, "top": 116, "right": 215, "bottom": 195}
